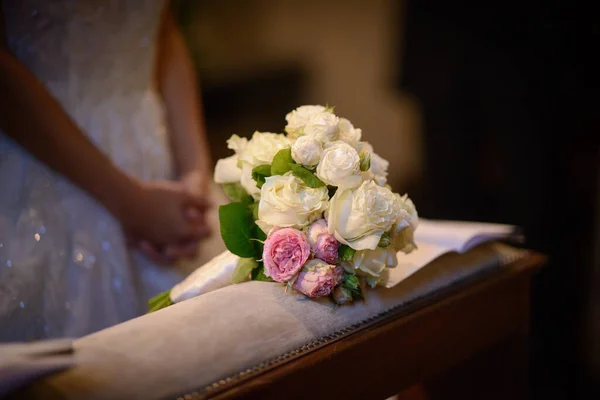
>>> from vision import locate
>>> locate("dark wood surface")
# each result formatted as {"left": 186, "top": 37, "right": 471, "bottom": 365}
{"left": 201, "top": 251, "right": 546, "bottom": 400}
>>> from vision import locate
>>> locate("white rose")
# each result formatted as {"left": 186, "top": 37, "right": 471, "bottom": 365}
{"left": 212, "top": 134, "right": 248, "bottom": 185}
{"left": 238, "top": 131, "right": 291, "bottom": 168}
{"left": 351, "top": 246, "right": 398, "bottom": 278}
{"left": 240, "top": 163, "right": 260, "bottom": 199}
{"left": 338, "top": 118, "right": 362, "bottom": 145}
{"left": 370, "top": 152, "right": 390, "bottom": 186}
{"left": 316, "top": 141, "right": 362, "bottom": 188}
{"left": 214, "top": 155, "right": 241, "bottom": 184}
{"left": 291, "top": 135, "right": 322, "bottom": 166}
{"left": 355, "top": 142, "right": 389, "bottom": 186}
{"left": 226, "top": 134, "right": 248, "bottom": 153}
{"left": 304, "top": 112, "right": 340, "bottom": 143}
{"left": 228, "top": 132, "right": 291, "bottom": 198}
{"left": 391, "top": 195, "right": 419, "bottom": 254}
{"left": 327, "top": 180, "right": 402, "bottom": 250}
{"left": 256, "top": 174, "right": 329, "bottom": 233}
{"left": 285, "top": 105, "right": 328, "bottom": 139}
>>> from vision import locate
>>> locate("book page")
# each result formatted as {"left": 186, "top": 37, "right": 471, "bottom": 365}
{"left": 415, "top": 218, "right": 516, "bottom": 253}
{"left": 381, "top": 219, "right": 517, "bottom": 288}
{"left": 382, "top": 242, "right": 453, "bottom": 288}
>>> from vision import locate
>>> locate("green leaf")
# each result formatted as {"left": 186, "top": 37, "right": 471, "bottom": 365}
{"left": 290, "top": 164, "right": 325, "bottom": 188}
{"left": 232, "top": 257, "right": 259, "bottom": 284}
{"left": 251, "top": 223, "right": 267, "bottom": 261}
{"left": 378, "top": 232, "right": 391, "bottom": 247}
{"left": 343, "top": 273, "right": 359, "bottom": 290}
{"left": 271, "top": 147, "right": 294, "bottom": 175}
{"left": 251, "top": 265, "right": 274, "bottom": 282}
{"left": 148, "top": 290, "right": 173, "bottom": 313}
{"left": 343, "top": 274, "right": 364, "bottom": 300}
{"left": 222, "top": 183, "right": 253, "bottom": 204}
{"left": 254, "top": 224, "right": 267, "bottom": 241}
{"left": 350, "top": 286, "right": 364, "bottom": 301}
{"left": 249, "top": 202, "right": 259, "bottom": 221}
{"left": 246, "top": 203, "right": 266, "bottom": 260}
{"left": 359, "top": 151, "right": 371, "bottom": 172}
{"left": 338, "top": 245, "right": 356, "bottom": 262}
{"left": 219, "top": 202, "right": 255, "bottom": 258}
{"left": 251, "top": 164, "right": 272, "bottom": 188}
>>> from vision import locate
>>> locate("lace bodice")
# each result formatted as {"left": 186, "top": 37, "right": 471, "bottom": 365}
{"left": 2, "top": 0, "right": 173, "bottom": 180}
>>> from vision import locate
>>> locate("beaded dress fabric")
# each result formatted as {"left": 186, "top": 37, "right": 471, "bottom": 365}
{"left": 0, "top": 0, "right": 221, "bottom": 341}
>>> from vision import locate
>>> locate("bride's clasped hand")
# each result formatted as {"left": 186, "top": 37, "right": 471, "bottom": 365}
{"left": 121, "top": 174, "right": 213, "bottom": 266}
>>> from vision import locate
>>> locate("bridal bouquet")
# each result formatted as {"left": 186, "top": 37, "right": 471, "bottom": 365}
{"left": 149, "top": 105, "right": 418, "bottom": 312}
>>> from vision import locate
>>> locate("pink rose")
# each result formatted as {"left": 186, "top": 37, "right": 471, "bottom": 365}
{"left": 263, "top": 228, "right": 310, "bottom": 283}
{"left": 293, "top": 260, "right": 341, "bottom": 298}
{"left": 307, "top": 219, "right": 340, "bottom": 264}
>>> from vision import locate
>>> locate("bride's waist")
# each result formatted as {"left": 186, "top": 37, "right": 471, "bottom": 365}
{"left": 45, "top": 80, "right": 163, "bottom": 112}
{"left": 1, "top": 87, "right": 175, "bottom": 181}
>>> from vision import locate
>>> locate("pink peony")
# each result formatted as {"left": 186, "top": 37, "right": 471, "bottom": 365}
{"left": 263, "top": 228, "right": 310, "bottom": 283}
{"left": 306, "top": 219, "right": 340, "bottom": 264}
{"left": 293, "top": 260, "right": 341, "bottom": 298}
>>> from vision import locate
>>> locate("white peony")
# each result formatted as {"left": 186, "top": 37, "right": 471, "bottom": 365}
{"left": 226, "top": 132, "right": 291, "bottom": 198}
{"left": 338, "top": 118, "right": 362, "bottom": 145}
{"left": 391, "top": 194, "right": 419, "bottom": 254}
{"left": 291, "top": 135, "right": 322, "bottom": 166}
{"left": 327, "top": 180, "right": 402, "bottom": 250}
{"left": 256, "top": 174, "right": 329, "bottom": 234}
{"left": 303, "top": 112, "right": 340, "bottom": 144}
{"left": 214, "top": 155, "right": 241, "bottom": 184}
{"left": 285, "top": 105, "right": 328, "bottom": 139}
{"left": 316, "top": 141, "right": 362, "bottom": 188}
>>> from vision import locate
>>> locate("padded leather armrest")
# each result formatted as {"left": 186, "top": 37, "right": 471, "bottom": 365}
{"left": 10, "top": 242, "right": 529, "bottom": 400}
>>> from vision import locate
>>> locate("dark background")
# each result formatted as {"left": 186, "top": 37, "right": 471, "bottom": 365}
{"left": 398, "top": 2, "right": 598, "bottom": 398}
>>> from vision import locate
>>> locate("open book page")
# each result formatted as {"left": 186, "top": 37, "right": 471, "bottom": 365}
{"left": 382, "top": 219, "right": 518, "bottom": 288}
{"left": 415, "top": 219, "right": 517, "bottom": 253}
{"left": 382, "top": 241, "right": 453, "bottom": 288}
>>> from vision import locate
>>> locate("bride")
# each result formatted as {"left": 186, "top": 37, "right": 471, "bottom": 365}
{"left": 0, "top": 1, "right": 226, "bottom": 341}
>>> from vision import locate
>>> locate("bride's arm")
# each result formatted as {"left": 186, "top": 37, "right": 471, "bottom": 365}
{"left": 156, "top": 5, "right": 212, "bottom": 188}
{"left": 0, "top": 12, "right": 138, "bottom": 219}
{"left": 0, "top": 7, "right": 207, "bottom": 245}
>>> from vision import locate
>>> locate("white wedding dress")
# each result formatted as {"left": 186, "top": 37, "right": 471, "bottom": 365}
{"left": 0, "top": 0, "right": 225, "bottom": 341}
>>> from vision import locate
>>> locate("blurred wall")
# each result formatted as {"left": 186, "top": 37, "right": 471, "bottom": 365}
{"left": 178, "top": 0, "right": 422, "bottom": 191}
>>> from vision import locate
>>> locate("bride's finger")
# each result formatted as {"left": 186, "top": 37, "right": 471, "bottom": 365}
{"left": 184, "top": 206, "right": 203, "bottom": 222}
{"left": 183, "top": 191, "right": 212, "bottom": 211}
